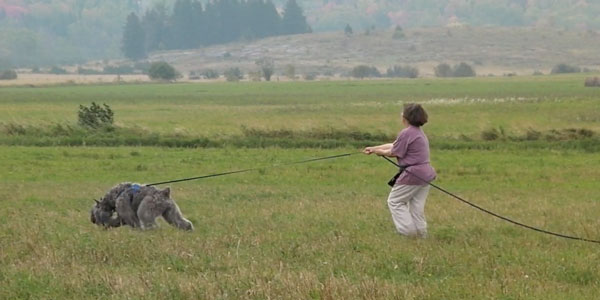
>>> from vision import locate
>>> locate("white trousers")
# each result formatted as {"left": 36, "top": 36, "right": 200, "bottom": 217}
{"left": 387, "top": 184, "right": 430, "bottom": 237}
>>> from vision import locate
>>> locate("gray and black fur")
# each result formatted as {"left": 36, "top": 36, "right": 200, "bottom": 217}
{"left": 91, "top": 183, "right": 193, "bottom": 231}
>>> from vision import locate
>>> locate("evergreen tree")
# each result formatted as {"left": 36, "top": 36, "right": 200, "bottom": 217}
{"left": 142, "top": 6, "right": 169, "bottom": 52}
{"left": 128, "top": 0, "right": 306, "bottom": 52}
{"left": 192, "top": 1, "right": 207, "bottom": 46}
{"left": 261, "top": 1, "right": 281, "bottom": 37}
{"left": 246, "top": 0, "right": 281, "bottom": 39}
{"left": 122, "top": 12, "right": 147, "bottom": 60}
{"left": 169, "top": 0, "right": 200, "bottom": 49}
{"left": 242, "top": 0, "right": 264, "bottom": 39}
{"left": 203, "top": 2, "right": 221, "bottom": 45}
{"left": 214, "top": 0, "right": 242, "bottom": 44}
{"left": 281, "top": 0, "right": 310, "bottom": 35}
{"left": 240, "top": 0, "right": 277, "bottom": 39}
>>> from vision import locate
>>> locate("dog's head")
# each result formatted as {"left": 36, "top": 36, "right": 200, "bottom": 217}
{"left": 90, "top": 198, "right": 115, "bottom": 226}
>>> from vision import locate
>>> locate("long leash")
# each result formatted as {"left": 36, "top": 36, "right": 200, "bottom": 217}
{"left": 141, "top": 150, "right": 599, "bottom": 244}
{"left": 146, "top": 152, "right": 361, "bottom": 186}
{"left": 381, "top": 156, "right": 600, "bottom": 244}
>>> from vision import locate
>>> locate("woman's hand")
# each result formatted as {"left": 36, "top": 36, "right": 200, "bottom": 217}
{"left": 363, "top": 147, "right": 375, "bottom": 155}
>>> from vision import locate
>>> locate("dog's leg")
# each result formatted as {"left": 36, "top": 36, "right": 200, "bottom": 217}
{"left": 115, "top": 192, "right": 140, "bottom": 228}
{"left": 137, "top": 196, "right": 162, "bottom": 230}
{"left": 162, "top": 201, "right": 194, "bottom": 231}
{"left": 105, "top": 216, "right": 123, "bottom": 228}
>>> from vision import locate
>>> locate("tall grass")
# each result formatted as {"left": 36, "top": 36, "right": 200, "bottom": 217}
{"left": 1, "top": 122, "right": 599, "bottom": 152}
{"left": 1, "top": 147, "right": 599, "bottom": 299}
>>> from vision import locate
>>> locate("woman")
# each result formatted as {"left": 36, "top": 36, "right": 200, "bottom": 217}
{"left": 364, "top": 103, "right": 436, "bottom": 238}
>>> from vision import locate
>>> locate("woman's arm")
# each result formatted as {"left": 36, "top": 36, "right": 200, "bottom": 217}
{"left": 363, "top": 143, "right": 394, "bottom": 156}
{"left": 372, "top": 147, "right": 394, "bottom": 157}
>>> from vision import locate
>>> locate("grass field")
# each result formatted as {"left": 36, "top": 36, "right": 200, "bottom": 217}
{"left": 1, "top": 75, "right": 600, "bottom": 299}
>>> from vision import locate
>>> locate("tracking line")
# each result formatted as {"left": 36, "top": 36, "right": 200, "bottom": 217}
{"left": 141, "top": 150, "right": 599, "bottom": 244}
{"left": 380, "top": 155, "right": 600, "bottom": 244}
{"left": 145, "top": 152, "right": 361, "bottom": 186}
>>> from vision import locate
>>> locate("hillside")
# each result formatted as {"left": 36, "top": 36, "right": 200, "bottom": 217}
{"left": 2, "top": 0, "right": 600, "bottom": 68}
{"left": 149, "top": 26, "right": 600, "bottom": 77}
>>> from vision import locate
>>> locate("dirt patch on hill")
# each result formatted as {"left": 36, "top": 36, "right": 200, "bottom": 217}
{"left": 149, "top": 27, "right": 600, "bottom": 77}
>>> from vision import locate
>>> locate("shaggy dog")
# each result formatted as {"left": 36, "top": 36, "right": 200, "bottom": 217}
{"left": 91, "top": 183, "right": 193, "bottom": 231}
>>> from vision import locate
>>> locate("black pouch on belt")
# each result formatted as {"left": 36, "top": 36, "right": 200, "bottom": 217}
{"left": 387, "top": 168, "right": 405, "bottom": 187}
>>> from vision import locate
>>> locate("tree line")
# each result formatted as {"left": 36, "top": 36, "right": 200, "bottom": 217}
{"left": 122, "top": 0, "right": 311, "bottom": 60}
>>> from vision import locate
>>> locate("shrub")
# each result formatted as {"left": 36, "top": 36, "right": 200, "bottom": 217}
{"left": 49, "top": 66, "right": 68, "bottom": 74}
{"left": 545, "top": 128, "right": 594, "bottom": 141}
{"left": 452, "top": 62, "right": 476, "bottom": 77}
{"left": 0, "top": 69, "right": 17, "bottom": 80}
{"left": 434, "top": 63, "right": 476, "bottom": 77}
{"left": 78, "top": 102, "right": 114, "bottom": 129}
{"left": 584, "top": 77, "right": 600, "bottom": 87}
{"left": 352, "top": 65, "right": 380, "bottom": 79}
{"left": 344, "top": 24, "right": 353, "bottom": 36}
{"left": 284, "top": 64, "right": 296, "bottom": 80}
{"left": 224, "top": 67, "right": 243, "bottom": 82}
{"left": 303, "top": 73, "right": 317, "bottom": 81}
{"left": 392, "top": 25, "right": 405, "bottom": 39}
{"left": 551, "top": 63, "right": 580, "bottom": 74}
{"left": 481, "top": 128, "right": 500, "bottom": 141}
{"left": 202, "top": 69, "right": 219, "bottom": 79}
{"left": 1, "top": 123, "right": 27, "bottom": 135}
{"left": 248, "top": 71, "right": 262, "bottom": 82}
{"left": 256, "top": 58, "right": 274, "bottom": 81}
{"left": 77, "top": 67, "right": 102, "bottom": 75}
{"left": 147, "top": 62, "right": 179, "bottom": 81}
{"left": 434, "top": 63, "right": 452, "bottom": 77}
{"left": 524, "top": 128, "right": 542, "bottom": 141}
{"left": 188, "top": 71, "right": 200, "bottom": 80}
{"left": 481, "top": 127, "right": 505, "bottom": 141}
{"left": 386, "top": 65, "right": 419, "bottom": 78}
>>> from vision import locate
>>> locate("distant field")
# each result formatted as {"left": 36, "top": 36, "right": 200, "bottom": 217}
{"left": 1, "top": 75, "right": 600, "bottom": 299}
{"left": 2, "top": 74, "right": 600, "bottom": 139}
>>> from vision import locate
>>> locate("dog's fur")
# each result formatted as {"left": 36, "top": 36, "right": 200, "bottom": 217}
{"left": 91, "top": 183, "right": 193, "bottom": 231}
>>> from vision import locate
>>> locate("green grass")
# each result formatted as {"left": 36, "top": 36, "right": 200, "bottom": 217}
{"left": 1, "top": 75, "right": 600, "bottom": 299}
{"left": 1, "top": 146, "right": 599, "bottom": 299}
{"left": 1, "top": 74, "right": 599, "bottom": 138}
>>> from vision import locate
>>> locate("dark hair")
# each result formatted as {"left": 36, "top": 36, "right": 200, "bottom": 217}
{"left": 403, "top": 103, "right": 428, "bottom": 127}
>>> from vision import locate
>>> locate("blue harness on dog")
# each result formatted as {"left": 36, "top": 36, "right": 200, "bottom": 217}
{"left": 131, "top": 184, "right": 141, "bottom": 193}
{"left": 115, "top": 183, "right": 141, "bottom": 202}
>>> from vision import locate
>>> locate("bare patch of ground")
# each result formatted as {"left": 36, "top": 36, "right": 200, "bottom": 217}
{"left": 148, "top": 26, "right": 600, "bottom": 77}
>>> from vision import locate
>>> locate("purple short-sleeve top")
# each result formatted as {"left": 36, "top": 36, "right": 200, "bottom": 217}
{"left": 390, "top": 125, "right": 437, "bottom": 185}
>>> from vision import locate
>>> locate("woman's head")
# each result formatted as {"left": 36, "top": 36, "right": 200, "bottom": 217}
{"left": 402, "top": 103, "right": 428, "bottom": 127}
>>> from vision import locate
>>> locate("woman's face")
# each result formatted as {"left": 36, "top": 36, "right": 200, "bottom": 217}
{"left": 401, "top": 113, "right": 409, "bottom": 127}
